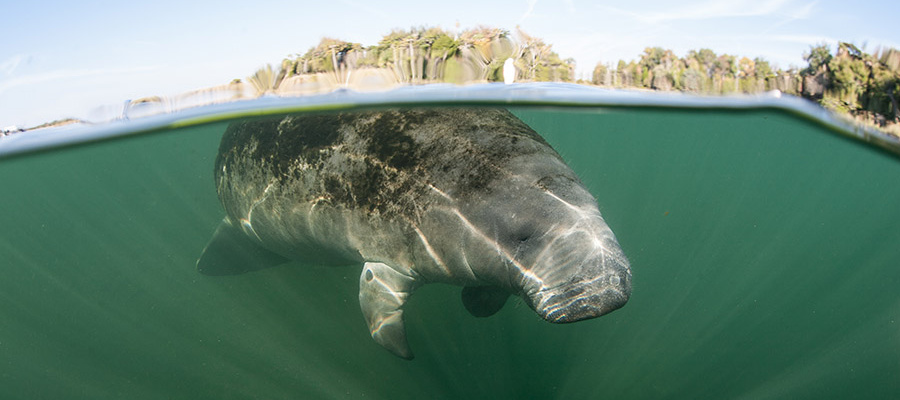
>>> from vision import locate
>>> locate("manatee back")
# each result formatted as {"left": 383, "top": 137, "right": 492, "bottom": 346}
{"left": 214, "top": 108, "right": 563, "bottom": 224}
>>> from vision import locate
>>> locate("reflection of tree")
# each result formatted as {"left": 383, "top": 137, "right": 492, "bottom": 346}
{"left": 286, "top": 38, "right": 362, "bottom": 84}
{"left": 458, "top": 26, "right": 512, "bottom": 81}
{"left": 516, "top": 26, "right": 573, "bottom": 82}
{"left": 246, "top": 64, "right": 284, "bottom": 95}
{"left": 256, "top": 26, "right": 570, "bottom": 86}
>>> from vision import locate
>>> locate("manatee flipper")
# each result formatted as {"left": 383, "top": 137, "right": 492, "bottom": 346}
{"left": 462, "top": 286, "right": 510, "bottom": 318}
{"left": 196, "top": 218, "right": 289, "bottom": 275}
{"left": 359, "top": 262, "right": 418, "bottom": 360}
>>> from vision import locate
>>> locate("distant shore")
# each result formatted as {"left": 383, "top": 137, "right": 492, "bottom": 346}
{"left": 10, "top": 26, "right": 898, "bottom": 139}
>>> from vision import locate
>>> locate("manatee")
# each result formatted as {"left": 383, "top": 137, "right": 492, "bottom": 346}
{"left": 196, "top": 108, "right": 632, "bottom": 359}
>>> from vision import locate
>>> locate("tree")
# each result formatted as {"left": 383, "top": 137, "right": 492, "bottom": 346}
{"left": 592, "top": 63, "right": 609, "bottom": 86}
{"left": 291, "top": 38, "right": 362, "bottom": 77}
{"left": 692, "top": 48, "right": 717, "bottom": 78}
{"left": 640, "top": 47, "right": 669, "bottom": 69}
{"left": 713, "top": 54, "right": 736, "bottom": 93}
{"left": 516, "top": 27, "right": 549, "bottom": 81}
{"left": 829, "top": 44, "right": 869, "bottom": 109}
{"left": 616, "top": 60, "right": 630, "bottom": 87}
{"left": 238, "top": 29, "right": 899, "bottom": 136}
{"left": 681, "top": 69, "right": 706, "bottom": 92}
{"left": 804, "top": 43, "right": 832, "bottom": 74}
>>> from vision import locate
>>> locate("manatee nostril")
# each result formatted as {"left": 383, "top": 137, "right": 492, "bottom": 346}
{"left": 513, "top": 231, "right": 533, "bottom": 244}
{"left": 609, "top": 274, "right": 621, "bottom": 286}
{"left": 365, "top": 269, "right": 374, "bottom": 281}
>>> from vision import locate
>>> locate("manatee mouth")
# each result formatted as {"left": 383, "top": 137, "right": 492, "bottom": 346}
{"left": 538, "top": 288, "right": 629, "bottom": 323}
{"left": 532, "top": 268, "right": 631, "bottom": 323}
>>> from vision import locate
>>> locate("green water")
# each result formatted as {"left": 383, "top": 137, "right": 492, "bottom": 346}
{"left": 1, "top": 105, "right": 899, "bottom": 399}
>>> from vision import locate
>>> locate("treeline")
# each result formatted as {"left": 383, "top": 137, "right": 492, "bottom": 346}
{"left": 593, "top": 43, "right": 900, "bottom": 129}
{"left": 244, "top": 26, "right": 573, "bottom": 93}
{"left": 240, "top": 26, "right": 899, "bottom": 134}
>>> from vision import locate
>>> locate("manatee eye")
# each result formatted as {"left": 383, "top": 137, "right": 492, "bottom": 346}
{"left": 365, "top": 269, "right": 374, "bottom": 281}
{"left": 517, "top": 235, "right": 530, "bottom": 244}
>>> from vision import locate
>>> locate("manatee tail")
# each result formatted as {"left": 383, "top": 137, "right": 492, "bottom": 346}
{"left": 196, "top": 218, "right": 289, "bottom": 275}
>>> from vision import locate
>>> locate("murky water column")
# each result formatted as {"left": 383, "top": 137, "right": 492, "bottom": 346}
{"left": 0, "top": 106, "right": 898, "bottom": 399}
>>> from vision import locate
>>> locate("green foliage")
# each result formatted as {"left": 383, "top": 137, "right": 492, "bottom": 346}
{"left": 681, "top": 69, "right": 706, "bottom": 92}
{"left": 829, "top": 52, "right": 868, "bottom": 107}
{"left": 754, "top": 58, "right": 774, "bottom": 80}
{"left": 289, "top": 38, "right": 363, "bottom": 76}
{"left": 275, "top": 26, "right": 549, "bottom": 83}
{"left": 430, "top": 34, "right": 459, "bottom": 59}
{"left": 691, "top": 49, "right": 717, "bottom": 74}
{"left": 592, "top": 64, "right": 609, "bottom": 86}
{"left": 587, "top": 41, "right": 899, "bottom": 132}
{"left": 640, "top": 47, "right": 669, "bottom": 69}
{"left": 441, "top": 57, "right": 466, "bottom": 84}
{"left": 516, "top": 27, "right": 571, "bottom": 82}
{"left": 244, "top": 26, "right": 899, "bottom": 132}
{"left": 804, "top": 43, "right": 832, "bottom": 74}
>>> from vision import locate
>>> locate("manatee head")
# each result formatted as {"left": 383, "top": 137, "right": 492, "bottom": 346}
{"left": 520, "top": 219, "right": 632, "bottom": 323}
{"left": 466, "top": 164, "right": 632, "bottom": 324}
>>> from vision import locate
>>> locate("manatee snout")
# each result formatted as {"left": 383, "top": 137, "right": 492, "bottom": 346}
{"left": 533, "top": 261, "right": 631, "bottom": 323}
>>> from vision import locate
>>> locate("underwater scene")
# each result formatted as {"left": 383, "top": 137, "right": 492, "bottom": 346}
{"left": 1, "top": 84, "right": 899, "bottom": 399}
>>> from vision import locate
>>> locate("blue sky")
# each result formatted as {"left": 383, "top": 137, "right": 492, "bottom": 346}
{"left": 2, "top": 0, "right": 898, "bottom": 128}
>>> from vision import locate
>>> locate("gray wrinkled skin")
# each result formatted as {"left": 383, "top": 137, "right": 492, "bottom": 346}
{"left": 200, "top": 108, "right": 631, "bottom": 359}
